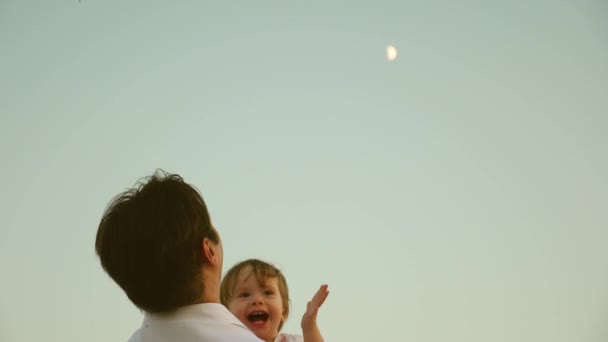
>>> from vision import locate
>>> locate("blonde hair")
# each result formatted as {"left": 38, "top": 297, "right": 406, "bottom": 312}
{"left": 220, "top": 259, "right": 290, "bottom": 331}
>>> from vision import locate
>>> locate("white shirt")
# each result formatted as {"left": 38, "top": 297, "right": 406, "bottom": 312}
{"left": 128, "top": 303, "right": 263, "bottom": 342}
{"left": 274, "top": 333, "right": 303, "bottom": 342}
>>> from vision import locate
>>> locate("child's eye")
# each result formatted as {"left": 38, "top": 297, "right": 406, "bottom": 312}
{"left": 237, "top": 292, "right": 250, "bottom": 298}
{"left": 263, "top": 290, "right": 275, "bottom": 296}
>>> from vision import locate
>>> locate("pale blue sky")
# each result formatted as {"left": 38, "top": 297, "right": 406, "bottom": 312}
{"left": 1, "top": 1, "right": 607, "bottom": 341}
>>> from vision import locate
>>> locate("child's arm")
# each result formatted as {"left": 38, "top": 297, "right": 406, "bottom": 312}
{"left": 300, "top": 284, "right": 329, "bottom": 342}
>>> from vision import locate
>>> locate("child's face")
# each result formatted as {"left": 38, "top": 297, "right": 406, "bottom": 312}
{"left": 227, "top": 266, "right": 284, "bottom": 342}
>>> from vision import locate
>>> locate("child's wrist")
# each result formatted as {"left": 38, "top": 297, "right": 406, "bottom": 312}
{"left": 301, "top": 323, "right": 319, "bottom": 335}
{"left": 302, "top": 327, "right": 324, "bottom": 342}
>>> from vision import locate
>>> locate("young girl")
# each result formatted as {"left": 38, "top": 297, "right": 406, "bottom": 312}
{"left": 220, "top": 259, "right": 329, "bottom": 342}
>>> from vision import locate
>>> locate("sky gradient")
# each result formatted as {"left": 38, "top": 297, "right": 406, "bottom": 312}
{"left": 1, "top": 1, "right": 607, "bottom": 341}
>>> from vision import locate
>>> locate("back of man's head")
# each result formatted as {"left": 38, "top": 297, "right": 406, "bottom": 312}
{"left": 95, "top": 170, "right": 219, "bottom": 313}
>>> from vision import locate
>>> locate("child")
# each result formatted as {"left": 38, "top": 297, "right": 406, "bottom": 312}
{"left": 220, "top": 259, "right": 329, "bottom": 342}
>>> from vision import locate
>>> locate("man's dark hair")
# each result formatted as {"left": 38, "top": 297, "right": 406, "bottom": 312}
{"left": 95, "top": 170, "right": 219, "bottom": 313}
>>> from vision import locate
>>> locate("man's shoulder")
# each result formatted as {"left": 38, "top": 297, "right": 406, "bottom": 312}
{"left": 128, "top": 319, "right": 262, "bottom": 342}
{"left": 128, "top": 329, "right": 261, "bottom": 342}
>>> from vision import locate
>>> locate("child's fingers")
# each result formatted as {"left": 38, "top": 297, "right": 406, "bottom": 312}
{"left": 311, "top": 284, "right": 329, "bottom": 308}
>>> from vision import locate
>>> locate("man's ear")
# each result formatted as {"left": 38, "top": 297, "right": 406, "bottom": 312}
{"left": 202, "top": 237, "right": 219, "bottom": 266}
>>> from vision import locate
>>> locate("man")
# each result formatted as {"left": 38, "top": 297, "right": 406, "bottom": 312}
{"left": 95, "top": 170, "right": 262, "bottom": 342}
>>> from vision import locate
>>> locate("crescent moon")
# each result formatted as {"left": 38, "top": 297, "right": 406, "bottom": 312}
{"left": 386, "top": 45, "right": 397, "bottom": 61}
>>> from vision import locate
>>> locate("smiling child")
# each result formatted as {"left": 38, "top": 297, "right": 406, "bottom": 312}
{"left": 220, "top": 259, "right": 329, "bottom": 342}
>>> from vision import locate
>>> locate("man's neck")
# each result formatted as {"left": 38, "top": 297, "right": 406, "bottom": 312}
{"left": 199, "top": 290, "right": 220, "bottom": 304}
{"left": 199, "top": 271, "right": 221, "bottom": 304}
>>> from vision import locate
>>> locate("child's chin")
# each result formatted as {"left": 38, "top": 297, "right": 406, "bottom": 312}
{"left": 257, "top": 333, "right": 275, "bottom": 342}
{"left": 250, "top": 327, "right": 275, "bottom": 341}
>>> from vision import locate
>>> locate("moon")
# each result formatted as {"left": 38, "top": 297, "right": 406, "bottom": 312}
{"left": 386, "top": 45, "right": 397, "bottom": 61}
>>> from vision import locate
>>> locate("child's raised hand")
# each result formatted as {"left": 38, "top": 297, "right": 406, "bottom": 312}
{"left": 300, "top": 284, "right": 329, "bottom": 333}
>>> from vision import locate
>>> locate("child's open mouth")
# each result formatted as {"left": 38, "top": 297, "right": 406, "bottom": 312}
{"left": 247, "top": 311, "right": 269, "bottom": 324}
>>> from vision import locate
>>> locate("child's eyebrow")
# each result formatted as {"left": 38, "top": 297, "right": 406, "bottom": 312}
{"left": 233, "top": 286, "right": 250, "bottom": 292}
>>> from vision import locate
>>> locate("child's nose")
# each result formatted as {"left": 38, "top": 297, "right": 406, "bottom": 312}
{"left": 250, "top": 293, "right": 264, "bottom": 305}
